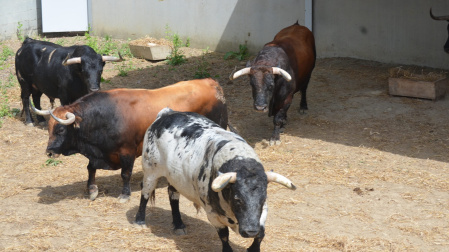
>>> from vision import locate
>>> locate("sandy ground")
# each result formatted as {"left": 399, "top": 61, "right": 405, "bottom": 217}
{"left": 1, "top": 37, "right": 449, "bottom": 251}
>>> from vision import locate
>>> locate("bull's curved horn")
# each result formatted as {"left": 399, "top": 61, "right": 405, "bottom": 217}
{"left": 211, "top": 172, "right": 237, "bottom": 192}
{"left": 102, "top": 52, "right": 123, "bottom": 62}
{"left": 266, "top": 171, "right": 296, "bottom": 190}
{"left": 430, "top": 8, "right": 449, "bottom": 21}
{"left": 272, "top": 67, "right": 292, "bottom": 82}
{"left": 50, "top": 110, "right": 76, "bottom": 125}
{"left": 30, "top": 101, "right": 52, "bottom": 116}
{"left": 229, "top": 67, "right": 251, "bottom": 80}
{"left": 62, "top": 54, "right": 81, "bottom": 66}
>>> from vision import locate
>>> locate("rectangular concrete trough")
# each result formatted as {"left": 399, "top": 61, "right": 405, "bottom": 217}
{"left": 129, "top": 43, "right": 172, "bottom": 61}
{"left": 388, "top": 77, "right": 449, "bottom": 101}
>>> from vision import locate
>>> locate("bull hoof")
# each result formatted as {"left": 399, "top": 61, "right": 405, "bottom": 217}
{"left": 133, "top": 221, "right": 148, "bottom": 229}
{"left": 269, "top": 139, "right": 281, "bottom": 146}
{"left": 118, "top": 194, "right": 130, "bottom": 203}
{"left": 89, "top": 185, "right": 98, "bottom": 200}
{"left": 173, "top": 228, "right": 187, "bottom": 235}
{"left": 298, "top": 108, "right": 308, "bottom": 115}
{"left": 25, "top": 122, "right": 34, "bottom": 127}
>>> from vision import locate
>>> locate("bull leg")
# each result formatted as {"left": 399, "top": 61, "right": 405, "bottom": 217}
{"left": 247, "top": 226, "right": 265, "bottom": 252}
{"left": 299, "top": 75, "right": 311, "bottom": 114}
{"left": 217, "top": 227, "right": 233, "bottom": 252}
{"left": 31, "top": 90, "right": 45, "bottom": 125}
{"left": 270, "top": 104, "right": 290, "bottom": 146}
{"left": 20, "top": 85, "right": 33, "bottom": 126}
{"left": 118, "top": 155, "right": 135, "bottom": 203}
{"left": 87, "top": 162, "right": 98, "bottom": 200}
{"left": 135, "top": 173, "right": 158, "bottom": 225}
{"left": 168, "top": 185, "right": 186, "bottom": 235}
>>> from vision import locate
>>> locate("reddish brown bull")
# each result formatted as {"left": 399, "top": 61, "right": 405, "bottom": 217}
{"left": 230, "top": 21, "right": 316, "bottom": 145}
{"left": 33, "top": 78, "right": 228, "bottom": 202}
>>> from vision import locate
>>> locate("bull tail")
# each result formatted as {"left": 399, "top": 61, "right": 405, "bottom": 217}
{"left": 227, "top": 122, "right": 239, "bottom": 135}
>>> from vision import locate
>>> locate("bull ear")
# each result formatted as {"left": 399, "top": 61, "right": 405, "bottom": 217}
{"left": 74, "top": 116, "right": 82, "bottom": 129}
{"left": 62, "top": 54, "right": 82, "bottom": 66}
{"left": 211, "top": 172, "right": 237, "bottom": 192}
{"left": 245, "top": 59, "right": 253, "bottom": 67}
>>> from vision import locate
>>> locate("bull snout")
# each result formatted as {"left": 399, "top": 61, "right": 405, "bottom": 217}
{"left": 46, "top": 149, "right": 60, "bottom": 158}
{"left": 254, "top": 104, "right": 268, "bottom": 112}
{"left": 240, "top": 228, "right": 260, "bottom": 238}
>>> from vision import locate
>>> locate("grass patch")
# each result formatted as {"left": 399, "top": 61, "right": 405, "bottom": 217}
{"left": 224, "top": 44, "right": 249, "bottom": 61}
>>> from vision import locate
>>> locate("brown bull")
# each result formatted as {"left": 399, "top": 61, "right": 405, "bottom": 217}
{"left": 230, "top": 21, "right": 316, "bottom": 145}
{"left": 33, "top": 78, "right": 228, "bottom": 202}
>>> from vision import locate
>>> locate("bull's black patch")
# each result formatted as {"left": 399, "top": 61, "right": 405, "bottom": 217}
{"left": 214, "top": 140, "right": 231, "bottom": 157}
{"left": 151, "top": 111, "right": 190, "bottom": 138}
{"left": 197, "top": 144, "right": 213, "bottom": 182}
{"left": 181, "top": 123, "right": 204, "bottom": 140}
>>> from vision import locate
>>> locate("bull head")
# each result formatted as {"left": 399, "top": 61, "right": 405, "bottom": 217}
{"left": 229, "top": 66, "right": 292, "bottom": 112}
{"left": 430, "top": 8, "right": 449, "bottom": 54}
{"left": 211, "top": 171, "right": 296, "bottom": 192}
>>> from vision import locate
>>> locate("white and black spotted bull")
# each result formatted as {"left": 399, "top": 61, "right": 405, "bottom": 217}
{"left": 15, "top": 37, "right": 122, "bottom": 126}
{"left": 135, "top": 108, "right": 296, "bottom": 252}
{"left": 430, "top": 8, "right": 449, "bottom": 54}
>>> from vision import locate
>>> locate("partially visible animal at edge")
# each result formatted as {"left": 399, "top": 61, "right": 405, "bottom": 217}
{"left": 229, "top": 21, "right": 316, "bottom": 145}
{"left": 15, "top": 37, "right": 122, "bottom": 126}
{"left": 135, "top": 108, "right": 296, "bottom": 252}
{"left": 31, "top": 78, "right": 229, "bottom": 203}
{"left": 430, "top": 8, "right": 449, "bottom": 54}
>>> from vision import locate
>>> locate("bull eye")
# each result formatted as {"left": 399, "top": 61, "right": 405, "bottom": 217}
{"left": 233, "top": 195, "right": 243, "bottom": 206}
{"left": 56, "top": 126, "right": 66, "bottom": 135}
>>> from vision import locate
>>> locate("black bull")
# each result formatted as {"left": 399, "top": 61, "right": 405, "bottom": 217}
{"left": 430, "top": 8, "right": 449, "bottom": 54}
{"left": 15, "top": 37, "right": 121, "bottom": 126}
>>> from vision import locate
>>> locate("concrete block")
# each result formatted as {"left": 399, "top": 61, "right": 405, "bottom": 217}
{"left": 388, "top": 77, "right": 449, "bottom": 100}
{"left": 129, "top": 43, "right": 171, "bottom": 61}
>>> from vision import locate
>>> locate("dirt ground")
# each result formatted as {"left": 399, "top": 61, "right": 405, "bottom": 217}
{"left": 1, "top": 37, "right": 449, "bottom": 251}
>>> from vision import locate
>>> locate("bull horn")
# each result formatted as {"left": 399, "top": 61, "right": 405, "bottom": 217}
{"left": 50, "top": 110, "right": 76, "bottom": 125}
{"left": 30, "top": 101, "right": 52, "bottom": 116}
{"left": 211, "top": 172, "right": 237, "bottom": 192}
{"left": 229, "top": 67, "right": 251, "bottom": 80}
{"left": 102, "top": 52, "right": 123, "bottom": 62}
{"left": 266, "top": 171, "right": 296, "bottom": 190}
{"left": 430, "top": 8, "right": 449, "bottom": 21}
{"left": 62, "top": 54, "right": 81, "bottom": 66}
{"left": 272, "top": 67, "right": 292, "bottom": 81}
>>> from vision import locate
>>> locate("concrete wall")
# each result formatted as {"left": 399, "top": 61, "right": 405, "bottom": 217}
{"left": 314, "top": 0, "right": 449, "bottom": 69}
{"left": 0, "top": 0, "right": 41, "bottom": 40}
{"left": 90, "top": 0, "right": 306, "bottom": 54}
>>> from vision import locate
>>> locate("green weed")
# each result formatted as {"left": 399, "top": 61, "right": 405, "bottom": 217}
{"left": 193, "top": 48, "right": 211, "bottom": 79}
{"left": 165, "top": 25, "right": 187, "bottom": 66}
{"left": 44, "top": 158, "right": 62, "bottom": 167}
{"left": 224, "top": 44, "right": 249, "bottom": 61}
{"left": 116, "top": 62, "right": 135, "bottom": 77}
{"left": 17, "top": 22, "right": 24, "bottom": 41}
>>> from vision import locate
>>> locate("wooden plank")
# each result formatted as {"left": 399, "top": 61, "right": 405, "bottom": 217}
{"left": 388, "top": 77, "right": 448, "bottom": 100}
